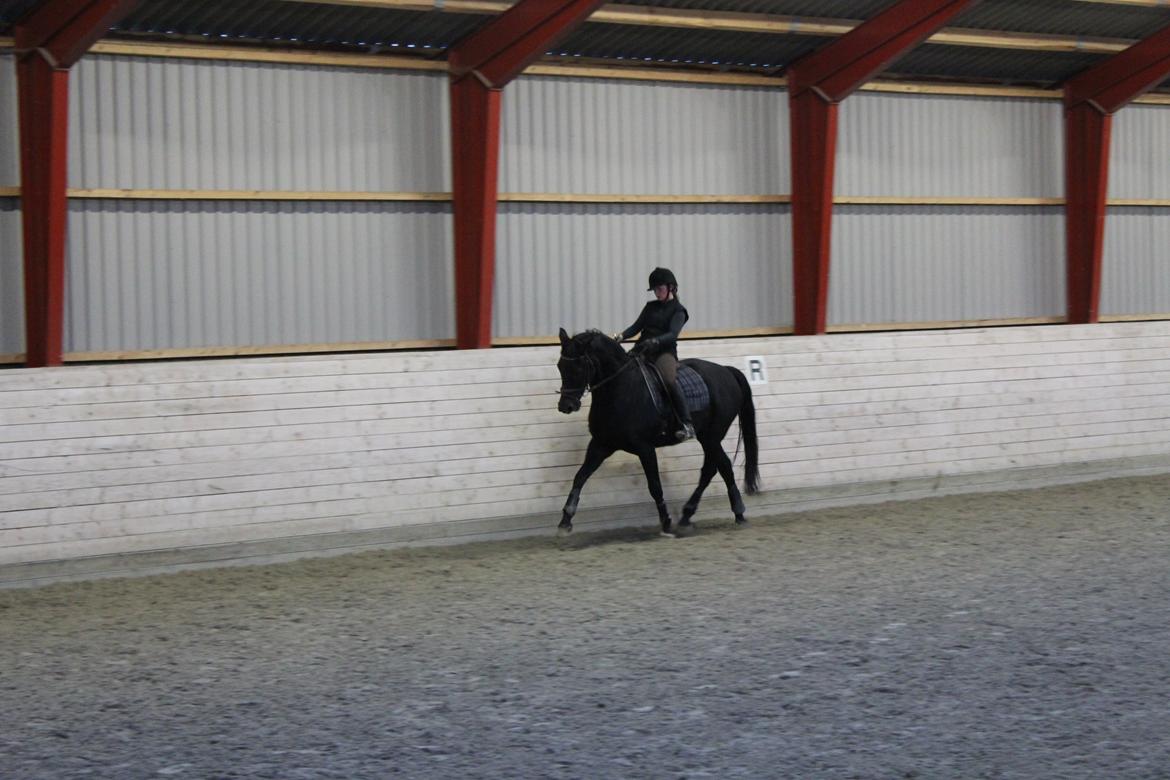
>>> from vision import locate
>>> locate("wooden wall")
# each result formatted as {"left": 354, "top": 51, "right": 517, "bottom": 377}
{"left": 4, "top": 321, "right": 1170, "bottom": 586}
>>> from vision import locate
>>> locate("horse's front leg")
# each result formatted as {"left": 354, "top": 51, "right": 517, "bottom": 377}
{"left": 635, "top": 447, "right": 674, "bottom": 536}
{"left": 559, "top": 439, "right": 615, "bottom": 535}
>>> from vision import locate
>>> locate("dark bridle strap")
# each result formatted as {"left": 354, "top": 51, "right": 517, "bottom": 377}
{"left": 557, "top": 345, "right": 638, "bottom": 397}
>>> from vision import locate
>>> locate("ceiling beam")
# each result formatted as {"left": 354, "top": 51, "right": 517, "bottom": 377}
{"left": 277, "top": 0, "right": 1137, "bottom": 56}
{"left": 16, "top": 0, "right": 141, "bottom": 67}
{"left": 1064, "top": 21, "right": 1170, "bottom": 113}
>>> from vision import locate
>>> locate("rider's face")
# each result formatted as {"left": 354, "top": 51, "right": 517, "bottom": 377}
{"left": 652, "top": 284, "right": 670, "bottom": 301}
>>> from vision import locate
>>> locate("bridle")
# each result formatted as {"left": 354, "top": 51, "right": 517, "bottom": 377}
{"left": 557, "top": 347, "right": 638, "bottom": 400}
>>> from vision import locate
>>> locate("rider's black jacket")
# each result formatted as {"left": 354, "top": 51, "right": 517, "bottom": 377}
{"left": 619, "top": 299, "right": 689, "bottom": 359}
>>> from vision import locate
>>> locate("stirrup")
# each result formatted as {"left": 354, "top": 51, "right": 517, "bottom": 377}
{"left": 676, "top": 422, "right": 696, "bottom": 441}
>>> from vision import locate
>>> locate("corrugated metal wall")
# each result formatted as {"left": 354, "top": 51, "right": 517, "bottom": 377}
{"left": 1109, "top": 104, "right": 1170, "bottom": 199}
{"left": 830, "top": 205, "right": 1064, "bottom": 326}
{"left": 1, "top": 201, "right": 21, "bottom": 357}
{"left": 65, "top": 200, "right": 453, "bottom": 353}
{"left": 1, "top": 54, "right": 16, "bottom": 185}
{"left": 496, "top": 76, "right": 791, "bottom": 338}
{"left": 5, "top": 50, "right": 1170, "bottom": 357}
{"left": 56, "top": 55, "right": 454, "bottom": 354}
{"left": 830, "top": 93, "right": 1065, "bottom": 326}
{"left": 1102, "top": 106, "right": 1170, "bottom": 317}
{"left": 1102, "top": 207, "right": 1170, "bottom": 317}
{"left": 838, "top": 93, "right": 1063, "bottom": 197}
{"left": 1, "top": 55, "right": 19, "bottom": 357}
{"left": 494, "top": 203, "right": 790, "bottom": 337}
{"left": 500, "top": 76, "right": 788, "bottom": 194}
{"left": 69, "top": 56, "right": 450, "bottom": 191}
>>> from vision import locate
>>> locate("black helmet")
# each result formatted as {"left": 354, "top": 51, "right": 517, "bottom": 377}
{"left": 647, "top": 267, "right": 678, "bottom": 291}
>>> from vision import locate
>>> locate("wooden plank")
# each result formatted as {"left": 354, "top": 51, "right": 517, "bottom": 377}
{"left": 40, "top": 188, "right": 1170, "bottom": 209}
{"left": 67, "top": 188, "right": 452, "bottom": 202}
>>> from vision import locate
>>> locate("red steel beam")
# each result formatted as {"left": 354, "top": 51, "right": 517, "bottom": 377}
{"left": 14, "top": 0, "right": 140, "bottom": 367}
{"left": 447, "top": 0, "right": 606, "bottom": 349}
{"left": 18, "top": 0, "right": 140, "bottom": 68}
{"left": 1063, "top": 105, "right": 1110, "bottom": 325}
{"left": 1062, "top": 22, "right": 1170, "bottom": 324}
{"left": 450, "top": 79, "right": 503, "bottom": 350}
{"left": 786, "top": 0, "right": 979, "bottom": 335}
{"left": 16, "top": 58, "right": 70, "bottom": 368}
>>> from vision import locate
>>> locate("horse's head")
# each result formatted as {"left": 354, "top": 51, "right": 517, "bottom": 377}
{"left": 556, "top": 327, "right": 594, "bottom": 414}
{"left": 557, "top": 328, "right": 631, "bottom": 413}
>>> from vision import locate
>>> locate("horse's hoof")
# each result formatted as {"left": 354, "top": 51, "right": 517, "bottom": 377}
{"left": 734, "top": 515, "right": 748, "bottom": 526}
{"left": 675, "top": 522, "right": 694, "bottom": 537}
{"left": 659, "top": 531, "right": 677, "bottom": 539}
{"left": 557, "top": 524, "right": 573, "bottom": 536}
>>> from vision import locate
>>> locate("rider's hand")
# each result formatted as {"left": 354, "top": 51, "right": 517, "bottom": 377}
{"left": 611, "top": 332, "right": 623, "bottom": 342}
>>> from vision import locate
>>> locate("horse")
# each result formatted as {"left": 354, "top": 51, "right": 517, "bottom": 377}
{"left": 555, "top": 328, "right": 760, "bottom": 537}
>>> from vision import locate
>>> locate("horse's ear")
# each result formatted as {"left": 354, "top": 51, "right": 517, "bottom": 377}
{"left": 558, "top": 327, "right": 570, "bottom": 346}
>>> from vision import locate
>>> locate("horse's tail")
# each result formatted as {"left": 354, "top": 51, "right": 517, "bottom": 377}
{"left": 730, "top": 366, "right": 761, "bottom": 495}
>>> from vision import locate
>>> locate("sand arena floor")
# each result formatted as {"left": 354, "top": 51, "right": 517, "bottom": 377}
{"left": 3, "top": 475, "right": 1170, "bottom": 779}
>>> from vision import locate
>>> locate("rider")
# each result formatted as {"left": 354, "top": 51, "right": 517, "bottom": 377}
{"left": 612, "top": 267, "right": 695, "bottom": 442}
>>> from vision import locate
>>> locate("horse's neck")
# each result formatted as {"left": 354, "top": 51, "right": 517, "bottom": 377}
{"left": 590, "top": 355, "right": 641, "bottom": 401}
{"left": 593, "top": 352, "right": 627, "bottom": 379}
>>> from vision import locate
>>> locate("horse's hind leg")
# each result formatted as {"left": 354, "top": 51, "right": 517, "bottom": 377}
{"left": 635, "top": 447, "right": 674, "bottom": 536}
{"left": 559, "top": 439, "right": 615, "bottom": 535}
{"left": 711, "top": 446, "right": 748, "bottom": 525}
{"left": 678, "top": 454, "right": 718, "bottom": 535}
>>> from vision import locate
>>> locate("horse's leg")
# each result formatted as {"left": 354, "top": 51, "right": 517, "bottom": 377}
{"left": 678, "top": 448, "right": 719, "bottom": 535}
{"left": 559, "top": 438, "right": 615, "bottom": 535}
{"left": 710, "top": 445, "right": 749, "bottom": 525}
{"left": 635, "top": 447, "right": 674, "bottom": 536}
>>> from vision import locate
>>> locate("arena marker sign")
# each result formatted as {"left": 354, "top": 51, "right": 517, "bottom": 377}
{"left": 745, "top": 356, "right": 768, "bottom": 385}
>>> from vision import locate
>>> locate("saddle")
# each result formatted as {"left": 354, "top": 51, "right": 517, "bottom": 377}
{"left": 638, "top": 359, "right": 710, "bottom": 420}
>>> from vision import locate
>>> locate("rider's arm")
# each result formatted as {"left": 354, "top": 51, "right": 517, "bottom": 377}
{"left": 616, "top": 308, "right": 648, "bottom": 341}
{"left": 650, "top": 310, "right": 688, "bottom": 350}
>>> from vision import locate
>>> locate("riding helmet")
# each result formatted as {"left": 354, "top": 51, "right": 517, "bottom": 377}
{"left": 647, "top": 267, "right": 678, "bottom": 291}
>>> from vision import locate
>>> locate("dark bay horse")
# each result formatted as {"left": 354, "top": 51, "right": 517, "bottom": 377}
{"left": 556, "top": 328, "right": 760, "bottom": 536}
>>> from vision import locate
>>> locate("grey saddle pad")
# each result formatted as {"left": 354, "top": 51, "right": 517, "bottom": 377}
{"left": 640, "top": 360, "right": 709, "bottom": 414}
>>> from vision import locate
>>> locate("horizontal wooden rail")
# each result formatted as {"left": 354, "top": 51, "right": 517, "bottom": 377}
{"left": 10, "top": 188, "right": 1170, "bottom": 206}
{"left": 7, "top": 187, "right": 1170, "bottom": 206}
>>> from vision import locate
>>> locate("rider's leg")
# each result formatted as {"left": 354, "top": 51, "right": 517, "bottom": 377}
{"left": 655, "top": 353, "right": 695, "bottom": 441}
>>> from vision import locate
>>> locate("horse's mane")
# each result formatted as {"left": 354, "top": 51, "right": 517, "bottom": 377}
{"left": 576, "top": 329, "right": 630, "bottom": 364}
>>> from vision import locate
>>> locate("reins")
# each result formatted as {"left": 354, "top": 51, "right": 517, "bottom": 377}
{"left": 557, "top": 347, "right": 640, "bottom": 399}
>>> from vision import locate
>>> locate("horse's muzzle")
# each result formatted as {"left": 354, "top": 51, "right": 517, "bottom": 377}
{"left": 558, "top": 397, "right": 581, "bottom": 414}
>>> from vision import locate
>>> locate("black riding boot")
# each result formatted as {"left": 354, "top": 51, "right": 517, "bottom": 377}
{"left": 667, "top": 382, "right": 695, "bottom": 441}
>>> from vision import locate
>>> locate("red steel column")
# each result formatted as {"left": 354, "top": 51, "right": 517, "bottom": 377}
{"left": 15, "top": 0, "right": 141, "bottom": 366}
{"left": 1061, "top": 21, "right": 1170, "bottom": 324}
{"left": 788, "top": 89, "right": 839, "bottom": 336}
{"left": 450, "top": 78, "right": 503, "bottom": 350}
{"left": 16, "top": 56, "right": 71, "bottom": 367}
{"left": 447, "top": 0, "right": 606, "bottom": 349}
{"left": 786, "top": 0, "right": 979, "bottom": 335}
{"left": 1063, "top": 105, "right": 1111, "bottom": 324}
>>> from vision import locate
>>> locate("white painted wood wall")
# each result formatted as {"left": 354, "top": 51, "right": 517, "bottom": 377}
{"left": 4, "top": 321, "right": 1170, "bottom": 586}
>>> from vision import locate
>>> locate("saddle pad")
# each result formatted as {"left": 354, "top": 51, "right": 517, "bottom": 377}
{"left": 638, "top": 360, "right": 710, "bottom": 416}
{"left": 677, "top": 363, "right": 710, "bottom": 413}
